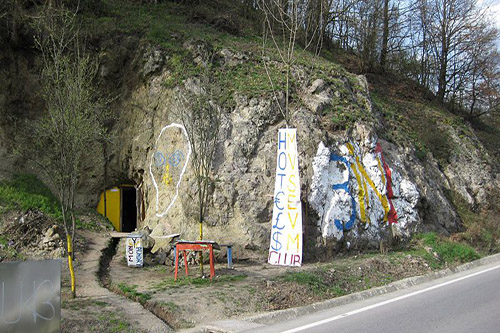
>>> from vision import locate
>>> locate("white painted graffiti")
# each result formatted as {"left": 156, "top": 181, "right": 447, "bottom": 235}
{"left": 149, "top": 123, "right": 192, "bottom": 218}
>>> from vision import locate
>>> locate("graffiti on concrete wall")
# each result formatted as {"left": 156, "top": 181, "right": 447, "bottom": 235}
{"left": 149, "top": 123, "right": 191, "bottom": 218}
{"left": 310, "top": 141, "right": 403, "bottom": 240}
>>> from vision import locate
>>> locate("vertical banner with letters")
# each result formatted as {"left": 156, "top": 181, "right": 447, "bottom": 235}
{"left": 268, "top": 128, "right": 303, "bottom": 267}
{"left": 126, "top": 235, "right": 143, "bottom": 267}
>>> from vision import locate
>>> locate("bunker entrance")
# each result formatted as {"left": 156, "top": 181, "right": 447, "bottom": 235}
{"left": 97, "top": 184, "right": 142, "bottom": 232}
{"left": 121, "top": 187, "right": 137, "bottom": 232}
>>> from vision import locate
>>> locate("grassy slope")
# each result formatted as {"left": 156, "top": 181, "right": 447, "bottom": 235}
{"left": 81, "top": 0, "right": 500, "bottom": 253}
{"left": 367, "top": 74, "right": 500, "bottom": 253}
{"left": 0, "top": 174, "right": 112, "bottom": 261}
{"left": 1, "top": 3, "right": 497, "bottom": 325}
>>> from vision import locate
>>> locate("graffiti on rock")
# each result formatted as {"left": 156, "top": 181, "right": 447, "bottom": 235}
{"left": 310, "top": 141, "right": 403, "bottom": 240}
{"left": 149, "top": 123, "right": 191, "bottom": 218}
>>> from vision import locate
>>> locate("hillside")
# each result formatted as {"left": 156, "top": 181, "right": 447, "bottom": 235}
{"left": 1, "top": 0, "right": 499, "bottom": 257}
{"left": 1, "top": 0, "right": 500, "bottom": 330}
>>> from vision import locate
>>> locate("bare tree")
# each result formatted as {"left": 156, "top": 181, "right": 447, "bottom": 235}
{"left": 28, "top": 4, "right": 110, "bottom": 298}
{"left": 259, "top": 0, "right": 322, "bottom": 126}
{"left": 424, "top": 0, "right": 488, "bottom": 102}
{"left": 173, "top": 73, "right": 222, "bottom": 276}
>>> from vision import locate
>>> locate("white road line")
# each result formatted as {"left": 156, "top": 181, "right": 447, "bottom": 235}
{"left": 282, "top": 264, "right": 500, "bottom": 333}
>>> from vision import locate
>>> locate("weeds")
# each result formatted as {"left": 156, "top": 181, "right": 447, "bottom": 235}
{"left": 415, "top": 232, "right": 480, "bottom": 268}
{"left": 152, "top": 274, "right": 247, "bottom": 291}
{"left": 159, "top": 301, "right": 180, "bottom": 312}
{"left": 279, "top": 271, "right": 345, "bottom": 297}
{"left": 116, "top": 283, "right": 152, "bottom": 305}
{"left": 0, "top": 174, "right": 61, "bottom": 218}
{"left": 447, "top": 189, "right": 500, "bottom": 254}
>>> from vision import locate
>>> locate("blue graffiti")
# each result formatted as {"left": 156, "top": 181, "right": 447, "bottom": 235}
{"left": 271, "top": 231, "right": 283, "bottom": 251}
{"left": 272, "top": 212, "right": 285, "bottom": 230}
{"left": 330, "top": 154, "right": 357, "bottom": 231}
{"left": 168, "top": 149, "right": 184, "bottom": 167}
{"left": 274, "top": 191, "right": 285, "bottom": 210}
{"left": 154, "top": 152, "right": 166, "bottom": 167}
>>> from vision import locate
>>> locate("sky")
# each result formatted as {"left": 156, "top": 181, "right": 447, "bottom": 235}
{"left": 491, "top": 0, "right": 500, "bottom": 29}
{"left": 486, "top": 0, "right": 500, "bottom": 47}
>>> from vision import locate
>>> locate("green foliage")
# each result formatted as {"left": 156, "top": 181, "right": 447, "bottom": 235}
{"left": 96, "top": 0, "right": 251, "bottom": 52}
{"left": 281, "top": 271, "right": 323, "bottom": 290}
{"left": 0, "top": 174, "right": 61, "bottom": 219}
{"left": 0, "top": 235, "right": 21, "bottom": 260}
{"left": 447, "top": 189, "right": 500, "bottom": 254}
{"left": 116, "top": 283, "right": 152, "bottom": 305}
{"left": 162, "top": 52, "right": 201, "bottom": 89}
{"left": 97, "top": 311, "right": 132, "bottom": 333}
{"left": 416, "top": 232, "right": 480, "bottom": 267}
{"left": 216, "top": 61, "right": 285, "bottom": 101}
{"left": 371, "top": 91, "right": 457, "bottom": 167}
{"left": 74, "top": 211, "right": 113, "bottom": 231}
{"left": 279, "top": 271, "right": 344, "bottom": 297}
{"left": 327, "top": 105, "right": 373, "bottom": 130}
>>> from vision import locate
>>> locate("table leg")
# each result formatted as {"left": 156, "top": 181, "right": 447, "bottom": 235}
{"left": 183, "top": 250, "right": 189, "bottom": 276}
{"left": 227, "top": 245, "right": 233, "bottom": 269}
{"left": 174, "top": 246, "right": 179, "bottom": 281}
{"left": 209, "top": 246, "right": 215, "bottom": 280}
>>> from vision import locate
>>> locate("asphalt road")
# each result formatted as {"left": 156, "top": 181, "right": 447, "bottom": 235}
{"left": 247, "top": 261, "right": 500, "bottom": 333}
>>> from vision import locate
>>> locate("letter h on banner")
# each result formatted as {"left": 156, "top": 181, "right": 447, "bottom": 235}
{"left": 268, "top": 128, "right": 303, "bottom": 267}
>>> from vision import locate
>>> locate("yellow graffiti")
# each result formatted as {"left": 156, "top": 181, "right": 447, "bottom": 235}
{"left": 346, "top": 143, "right": 390, "bottom": 223}
{"left": 162, "top": 164, "right": 172, "bottom": 186}
{"left": 356, "top": 158, "right": 390, "bottom": 222}
{"left": 347, "top": 143, "right": 367, "bottom": 222}
{"left": 287, "top": 233, "right": 300, "bottom": 252}
{"left": 358, "top": 157, "right": 370, "bottom": 211}
{"left": 351, "top": 163, "right": 367, "bottom": 222}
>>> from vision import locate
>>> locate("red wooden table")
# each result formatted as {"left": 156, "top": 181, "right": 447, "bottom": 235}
{"left": 174, "top": 240, "right": 218, "bottom": 281}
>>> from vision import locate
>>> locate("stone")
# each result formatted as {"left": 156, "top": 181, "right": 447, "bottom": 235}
{"left": 307, "top": 79, "right": 327, "bottom": 94}
{"left": 153, "top": 249, "right": 168, "bottom": 265}
{"left": 220, "top": 48, "right": 248, "bottom": 67}
{"left": 308, "top": 133, "right": 421, "bottom": 247}
{"left": 300, "top": 79, "right": 333, "bottom": 114}
{"left": 143, "top": 47, "right": 165, "bottom": 76}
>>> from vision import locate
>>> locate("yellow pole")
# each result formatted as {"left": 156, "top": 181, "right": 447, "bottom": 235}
{"left": 67, "top": 234, "right": 76, "bottom": 298}
{"left": 199, "top": 221, "right": 204, "bottom": 276}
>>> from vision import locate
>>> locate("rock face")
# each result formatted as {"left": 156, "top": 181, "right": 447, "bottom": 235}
{"left": 1, "top": 36, "right": 497, "bottom": 259}
{"left": 308, "top": 125, "right": 420, "bottom": 249}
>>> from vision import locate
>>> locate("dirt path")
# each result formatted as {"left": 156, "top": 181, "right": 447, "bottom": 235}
{"left": 62, "top": 230, "right": 172, "bottom": 333}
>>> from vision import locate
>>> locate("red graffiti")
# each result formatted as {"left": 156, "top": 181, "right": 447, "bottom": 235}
{"left": 375, "top": 143, "right": 398, "bottom": 224}
{"left": 268, "top": 251, "right": 301, "bottom": 266}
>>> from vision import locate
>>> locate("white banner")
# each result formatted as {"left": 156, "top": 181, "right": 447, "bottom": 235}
{"left": 268, "top": 128, "right": 303, "bottom": 266}
{"left": 126, "top": 236, "right": 143, "bottom": 267}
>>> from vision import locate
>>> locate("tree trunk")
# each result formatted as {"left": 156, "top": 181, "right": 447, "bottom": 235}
{"left": 437, "top": 1, "right": 448, "bottom": 102}
{"left": 437, "top": 46, "right": 448, "bottom": 102}
{"left": 380, "top": 0, "right": 389, "bottom": 70}
{"left": 103, "top": 142, "right": 107, "bottom": 218}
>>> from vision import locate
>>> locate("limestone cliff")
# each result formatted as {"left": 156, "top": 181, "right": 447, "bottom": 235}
{"left": 1, "top": 34, "right": 498, "bottom": 260}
